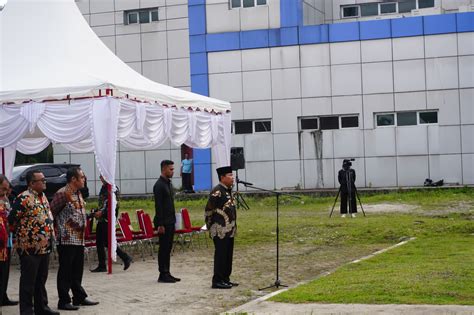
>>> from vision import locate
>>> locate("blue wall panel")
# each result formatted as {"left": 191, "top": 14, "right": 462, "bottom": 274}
{"left": 329, "top": 21, "right": 359, "bottom": 42}
{"left": 188, "top": 0, "right": 205, "bottom": 5}
{"left": 391, "top": 16, "right": 423, "bottom": 37}
{"left": 193, "top": 148, "right": 212, "bottom": 191}
{"left": 190, "top": 35, "right": 206, "bottom": 53}
{"left": 360, "top": 19, "right": 391, "bottom": 40}
{"left": 299, "top": 24, "right": 329, "bottom": 44}
{"left": 188, "top": 4, "right": 206, "bottom": 36}
{"left": 280, "top": 27, "right": 299, "bottom": 46}
{"left": 191, "top": 74, "right": 209, "bottom": 96}
{"left": 190, "top": 53, "right": 208, "bottom": 75}
{"left": 457, "top": 12, "right": 474, "bottom": 32}
{"left": 206, "top": 32, "right": 240, "bottom": 52}
{"left": 240, "top": 29, "right": 269, "bottom": 49}
{"left": 280, "top": 0, "right": 303, "bottom": 27}
{"left": 424, "top": 13, "right": 457, "bottom": 35}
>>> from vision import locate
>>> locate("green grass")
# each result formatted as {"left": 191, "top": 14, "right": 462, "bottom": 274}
{"left": 88, "top": 188, "right": 474, "bottom": 304}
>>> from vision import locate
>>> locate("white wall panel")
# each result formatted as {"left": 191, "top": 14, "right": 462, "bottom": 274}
{"left": 362, "top": 61, "right": 394, "bottom": 94}
{"left": 271, "top": 68, "right": 302, "bottom": 99}
{"left": 393, "top": 60, "right": 426, "bottom": 92}
{"left": 270, "top": 46, "right": 300, "bottom": 69}
{"left": 460, "top": 89, "right": 474, "bottom": 124}
{"left": 361, "top": 39, "right": 392, "bottom": 63}
{"left": 272, "top": 99, "right": 302, "bottom": 133}
{"left": 331, "top": 64, "right": 362, "bottom": 96}
{"left": 330, "top": 41, "right": 361, "bottom": 65}
{"left": 429, "top": 154, "right": 462, "bottom": 184}
{"left": 243, "top": 100, "right": 272, "bottom": 119}
{"left": 365, "top": 157, "right": 397, "bottom": 187}
{"left": 243, "top": 70, "right": 272, "bottom": 101}
{"left": 300, "top": 44, "right": 330, "bottom": 67}
{"left": 242, "top": 48, "right": 270, "bottom": 71}
{"left": 209, "top": 72, "right": 242, "bottom": 102}
{"left": 275, "top": 160, "right": 302, "bottom": 189}
{"left": 363, "top": 93, "right": 394, "bottom": 129}
{"left": 333, "top": 129, "right": 364, "bottom": 158}
{"left": 396, "top": 126, "right": 428, "bottom": 155}
{"left": 208, "top": 51, "right": 242, "bottom": 74}
{"left": 427, "top": 90, "right": 460, "bottom": 125}
{"left": 428, "top": 125, "right": 462, "bottom": 154}
{"left": 364, "top": 128, "right": 396, "bottom": 156}
{"left": 424, "top": 34, "right": 458, "bottom": 58}
{"left": 301, "top": 66, "right": 331, "bottom": 97}
{"left": 397, "top": 156, "right": 429, "bottom": 186}
{"left": 392, "top": 36, "right": 425, "bottom": 60}
{"left": 395, "top": 91, "right": 427, "bottom": 111}
{"left": 426, "top": 57, "right": 459, "bottom": 90}
{"left": 273, "top": 134, "right": 301, "bottom": 160}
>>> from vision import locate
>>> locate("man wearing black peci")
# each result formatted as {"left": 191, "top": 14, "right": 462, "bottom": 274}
{"left": 338, "top": 159, "right": 357, "bottom": 218}
{"left": 153, "top": 160, "right": 180, "bottom": 283}
{"left": 205, "top": 166, "right": 238, "bottom": 289}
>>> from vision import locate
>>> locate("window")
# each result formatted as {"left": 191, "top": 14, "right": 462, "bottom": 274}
{"left": 380, "top": 3, "right": 397, "bottom": 14}
{"left": 320, "top": 116, "right": 339, "bottom": 130}
{"left": 397, "top": 112, "right": 417, "bottom": 126}
{"left": 125, "top": 8, "right": 158, "bottom": 25}
{"left": 40, "top": 167, "right": 62, "bottom": 178}
{"left": 341, "top": 116, "right": 359, "bottom": 128}
{"left": 234, "top": 121, "right": 253, "bottom": 134}
{"left": 300, "top": 118, "right": 319, "bottom": 130}
{"left": 399, "top": 0, "right": 416, "bottom": 13}
{"left": 419, "top": 111, "right": 438, "bottom": 124}
{"left": 231, "top": 0, "right": 266, "bottom": 8}
{"left": 376, "top": 113, "right": 395, "bottom": 126}
{"left": 418, "top": 0, "right": 435, "bottom": 9}
{"left": 254, "top": 120, "right": 271, "bottom": 133}
{"left": 360, "top": 3, "right": 378, "bottom": 16}
{"left": 342, "top": 5, "right": 359, "bottom": 18}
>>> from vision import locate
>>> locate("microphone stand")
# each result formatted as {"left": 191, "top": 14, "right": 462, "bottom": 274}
{"left": 240, "top": 182, "right": 300, "bottom": 291}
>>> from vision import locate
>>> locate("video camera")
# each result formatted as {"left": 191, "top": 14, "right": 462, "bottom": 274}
{"left": 342, "top": 158, "right": 355, "bottom": 169}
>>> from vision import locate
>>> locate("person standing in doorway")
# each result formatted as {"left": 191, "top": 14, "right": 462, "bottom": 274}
{"left": 181, "top": 153, "right": 194, "bottom": 193}
{"left": 154, "top": 160, "right": 180, "bottom": 283}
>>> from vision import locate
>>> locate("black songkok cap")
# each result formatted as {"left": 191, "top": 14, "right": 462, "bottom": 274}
{"left": 216, "top": 166, "right": 232, "bottom": 177}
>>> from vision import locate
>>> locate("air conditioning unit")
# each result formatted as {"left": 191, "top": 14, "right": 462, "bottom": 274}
{"left": 411, "top": 7, "right": 444, "bottom": 16}
{"left": 458, "top": 5, "right": 474, "bottom": 13}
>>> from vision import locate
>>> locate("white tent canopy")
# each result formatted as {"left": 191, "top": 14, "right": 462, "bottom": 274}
{"left": 0, "top": 0, "right": 231, "bottom": 267}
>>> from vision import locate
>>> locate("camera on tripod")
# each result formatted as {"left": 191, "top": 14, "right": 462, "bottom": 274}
{"left": 342, "top": 158, "right": 355, "bottom": 169}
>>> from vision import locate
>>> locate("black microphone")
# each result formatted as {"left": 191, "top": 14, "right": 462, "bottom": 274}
{"left": 237, "top": 179, "right": 253, "bottom": 186}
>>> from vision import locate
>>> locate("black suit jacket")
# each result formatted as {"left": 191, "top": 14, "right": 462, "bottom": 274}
{"left": 153, "top": 176, "right": 176, "bottom": 227}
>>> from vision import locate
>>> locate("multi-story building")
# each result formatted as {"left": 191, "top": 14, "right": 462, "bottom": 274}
{"left": 56, "top": 0, "right": 474, "bottom": 194}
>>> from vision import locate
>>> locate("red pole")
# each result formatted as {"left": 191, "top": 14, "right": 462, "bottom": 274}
{"left": 1, "top": 148, "right": 5, "bottom": 175}
{"left": 107, "top": 183, "right": 112, "bottom": 274}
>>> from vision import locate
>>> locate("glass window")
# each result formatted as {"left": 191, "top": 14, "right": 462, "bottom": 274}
{"left": 397, "top": 112, "right": 417, "bottom": 126}
{"left": 139, "top": 11, "right": 150, "bottom": 23}
{"left": 128, "top": 12, "right": 138, "bottom": 24}
{"left": 41, "top": 167, "right": 62, "bottom": 178}
{"left": 320, "top": 117, "right": 339, "bottom": 130}
{"left": 342, "top": 6, "right": 359, "bottom": 18}
{"left": 376, "top": 114, "right": 395, "bottom": 126}
{"left": 231, "top": 0, "right": 241, "bottom": 8}
{"left": 360, "top": 3, "right": 378, "bottom": 16}
{"left": 234, "top": 121, "right": 253, "bottom": 134}
{"left": 300, "top": 118, "right": 318, "bottom": 130}
{"left": 418, "top": 0, "right": 435, "bottom": 9}
{"left": 341, "top": 116, "right": 359, "bottom": 128}
{"left": 243, "top": 0, "right": 254, "bottom": 8}
{"left": 419, "top": 111, "right": 438, "bottom": 124}
{"left": 380, "top": 3, "right": 397, "bottom": 14}
{"left": 254, "top": 121, "right": 271, "bottom": 132}
{"left": 257, "top": 0, "right": 266, "bottom": 5}
{"left": 151, "top": 10, "right": 159, "bottom": 22}
{"left": 399, "top": 0, "right": 416, "bottom": 13}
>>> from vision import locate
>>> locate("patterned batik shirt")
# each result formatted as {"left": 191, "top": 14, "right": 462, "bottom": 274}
{"left": 0, "top": 198, "right": 9, "bottom": 261}
{"left": 205, "top": 183, "right": 237, "bottom": 239}
{"left": 9, "top": 189, "right": 54, "bottom": 255}
{"left": 50, "top": 185, "right": 87, "bottom": 246}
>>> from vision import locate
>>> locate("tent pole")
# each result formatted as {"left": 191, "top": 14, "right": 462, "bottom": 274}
{"left": 107, "top": 183, "right": 112, "bottom": 274}
{"left": 1, "top": 148, "right": 5, "bottom": 175}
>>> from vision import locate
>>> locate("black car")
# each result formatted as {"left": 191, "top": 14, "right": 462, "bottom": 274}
{"left": 10, "top": 163, "right": 89, "bottom": 201}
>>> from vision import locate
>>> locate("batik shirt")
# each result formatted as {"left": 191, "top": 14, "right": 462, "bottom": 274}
{"left": 50, "top": 185, "right": 87, "bottom": 246}
{"left": 0, "top": 198, "right": 10, "bottom": 261}
{"left": 205, "top": 183, "right": 237, "bottom": 239}
{"left": 9, "top": 189, "right": 54, "bottom": 255}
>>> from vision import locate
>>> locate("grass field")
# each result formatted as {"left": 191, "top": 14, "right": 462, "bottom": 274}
{"left": 88, "top": 187, "right": 474, "bottom": 305}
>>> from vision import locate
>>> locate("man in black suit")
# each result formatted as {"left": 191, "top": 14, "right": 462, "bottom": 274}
{"left": 153, "top": 160, "right": 180, "bottom": 283}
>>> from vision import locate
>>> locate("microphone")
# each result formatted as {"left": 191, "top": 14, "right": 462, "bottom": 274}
{"left": 237, "top": 178, "right": 253, "bottom": 186}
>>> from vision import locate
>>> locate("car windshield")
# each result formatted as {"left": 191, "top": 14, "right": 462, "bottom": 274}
{"left": 11, "top": 165, "right": 31, "bottom": 180}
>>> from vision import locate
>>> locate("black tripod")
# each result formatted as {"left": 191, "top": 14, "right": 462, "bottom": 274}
{"left": 329, "top": 169, "right": 366, "bottom": 218}
{"left": 234, "top": 170, "right": 249, "bottom": 210}
{"left": 241, "top": 182, "right": 299, "bottom": 290}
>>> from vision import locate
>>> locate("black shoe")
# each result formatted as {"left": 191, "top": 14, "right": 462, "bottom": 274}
{"left": 226, "top": 281, "right": 239, "bottom": 287}
{"left": 73, "top": 298, "right": 99, "bottom": 306}
{"left": 58, "top": 303, "right": 79, "bottom": 310}
{"left": 42, "top": 307, "right": 61, "bottom": 315}
{"left": 169, "top": 274, "right": 181, "bottom": 282}
{"left": 2, "top": 298, "right": 19, "bottom": 306}
{"left": 123, "top": 256, "right": 133, "bottom": 271}
{"left": 212, "top": 281, "right": 232, "bottom": 289}
{"left": 158, "top": 275, "right": 176, "bottom": 283}
{"left": 90, "top": 266, "right": 107, "bottom": 273}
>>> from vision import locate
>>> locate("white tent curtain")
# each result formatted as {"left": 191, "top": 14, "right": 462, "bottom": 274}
{"left": 0, "top": 96, "right": 232, "bottom": 260}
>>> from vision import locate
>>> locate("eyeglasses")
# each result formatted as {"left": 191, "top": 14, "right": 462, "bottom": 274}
{"left": 33, "top": 179, "right": 47, "bottom": 183}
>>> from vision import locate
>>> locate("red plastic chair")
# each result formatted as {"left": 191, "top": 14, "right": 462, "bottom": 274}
{"left": 181, "top": 208, "right": 207, "bottom": 248}
{"left": 173, "top": 210, "right": 193, "bottom": 252}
